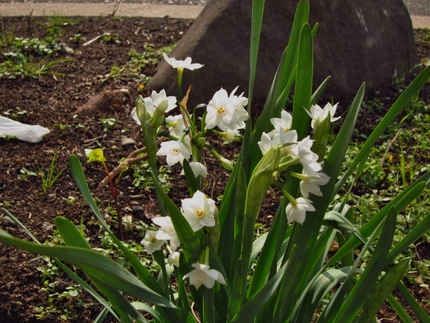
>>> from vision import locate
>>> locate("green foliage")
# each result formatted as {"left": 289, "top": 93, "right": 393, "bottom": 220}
{"left": 131, "top": 159, "right": 171, "bottom": 192}
{"left": 105, "top": 45, "right": 175, "bottom": 83}
{"left": 0, "top": 32, "right": 73, "bottom": 79}
{"left": 1, "top": 1, "right": 430, "bottom": 322}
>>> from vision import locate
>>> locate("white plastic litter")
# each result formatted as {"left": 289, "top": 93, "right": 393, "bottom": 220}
{"left": 0, "top": 116, "right": 50, "bottom": 143}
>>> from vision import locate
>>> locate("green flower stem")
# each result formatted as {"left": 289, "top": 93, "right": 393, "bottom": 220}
{"left": 282, "top": 188, "right": 297, "bottom": 207}
{"left": 101, "top": 161, "right": 123, "bottom": 240}
{"left": 176, "top": 67, "right": 184, "bottom": 100}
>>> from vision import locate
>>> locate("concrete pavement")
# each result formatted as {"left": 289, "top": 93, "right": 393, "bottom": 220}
{"left": 0, "top": 3, "right": 429, "bottom": 28}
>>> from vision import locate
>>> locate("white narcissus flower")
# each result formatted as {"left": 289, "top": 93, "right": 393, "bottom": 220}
{"left": 152, "top": 216, "right": 180, "bottom": 251}
{"left": 131, "top": 90, "right": 176, "bottom": 125}
{"left": 181, "top": 190, "right": 217, "bottom": 231}
{"left": 269, "top": 110, "right": 293, "bottom": 137}
{"left": 163, "top": 53, "right": 204, "bottom": 71}
{"left": 205, "top": 87, "right": 249, "bottom": 132}
{"left": 306, "top": 102, "right": 341, "bottom": 129}
{"left": 258, "top": 129, "right": 298, "bottom": 157}
{"left": 299, "top": 169, "right": 330, "bottom": 198}
{"left": 183, "top": 262, "right": 226, "bottom": 289}
{"left": 189, "top": 161, "right": 207, "bottom": 178}
{"left": 149, "top": 89, "right": 177, "bottom": 114}
{"left": 221, "top": 129, "right": 240, "bottom": 143}
{"left": 285, "top": 197, "right": 316, "bottom": 225}
{"left": 166, "top": 114, "right": 185, "bottom": 138}
{"left": 141, "top": 231, "right": 165, "bottom": 254}
{"left": 168, "top": 251, "right": 180, "bottom": 267}
{"left": 297, "top": 136, "right": 321, "bottom": 173}
{"left": 157, "top": 140, "right": 191, "bottom": 166}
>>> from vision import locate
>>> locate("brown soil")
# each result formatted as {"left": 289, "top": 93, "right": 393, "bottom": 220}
{"left": 0, "top": 16, "right": 429, "bottom": 322}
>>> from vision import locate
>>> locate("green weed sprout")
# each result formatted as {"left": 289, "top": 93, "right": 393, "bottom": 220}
{"left": 1, "top": 1, "right": 430, "bottom": 322}
{"left": 40, "top": 152, "right": 64, "bottom": 194}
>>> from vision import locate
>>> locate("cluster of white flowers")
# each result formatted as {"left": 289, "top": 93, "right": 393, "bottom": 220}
{"left": 257, "top": 103, "right": 339, "bottom": 225}
{"left": 142, "top": 190, "right": 217, "bottom": 254}
{"left": 141, "top": 189, "right": 223, "bottom": 289}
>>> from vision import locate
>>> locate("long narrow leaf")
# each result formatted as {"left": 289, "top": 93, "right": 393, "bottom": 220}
{"left": 0, "top": 229, "right": 175, "bottom": 308}
{"left": 359, "top": 258, "right": 411, "bottom": 323}
{"left": 334, "top": 208, "right": 397, "bottom": 322}
{"left": 292, "top": 267, "right": 350, "bottom": 323}
{"left": 396, "top": 280, "right": 430, "bottom": 322}
{"left": 231, "top": 260, "right": 290, "bottom": 323}
{"left": 69, "top": 155, "right": 167, "bottom": 296}
{"left": 335, "top": 66, "right": 430, "bottom": 194}
{"left": 3, "top": 209, "right": 120, "bottom": 321}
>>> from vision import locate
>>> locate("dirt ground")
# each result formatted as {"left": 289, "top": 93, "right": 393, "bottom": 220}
{"left": 0, "top": 16, "right": 429, "bottom": 322}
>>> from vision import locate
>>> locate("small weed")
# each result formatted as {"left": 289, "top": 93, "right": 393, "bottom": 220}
{"left": 40, "top": 152, "right": 64, "bottom": 194}
{"left": 0, "top": 201, "right": 12, "bottom": 208}
{"left": 53, "top": 123, "right": 68, "bottom": 130}
{"left": 0, "top": 29, "right": 16, "bottom": 48}
{"left": 17, "top": 167, "right": 37, "bottom": 180}
{"left": 35, "top": 13, "right": 77, "bottom": 39}
{"left": 62, "top": 196, "right": 77, "bottom": 205}
{"left": 69, "top": 33, "right": 86, "bottom": 44}
{"left": 101, "top": 117, "right": 117, "bottom": 132}
{"left": 3, "top": 107, "right": 27, "bottom": 120}
{"left": 101, "top": 32, "right": 120, "bottom": 44}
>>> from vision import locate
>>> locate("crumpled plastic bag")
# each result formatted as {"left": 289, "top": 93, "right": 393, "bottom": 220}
{"left": 0, "top": 116, "right": 50, "bottom": 143}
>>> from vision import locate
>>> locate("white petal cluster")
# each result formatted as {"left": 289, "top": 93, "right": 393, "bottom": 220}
{"left": 152, "top": 216, "right": 180, "bottom": 252}
{"left": 131, "top": 90, "right": 176, "bottom": 125}
{"left": 306, "top": 102, "right": 341, "bottom": 129}
{"left": 183, "top": 262, "right": 226, "bottom": 289}
{"left": 285, "top": 197, "right": 316, "bottom": 225}
{"left": 181, "top": 190, "right": 217, "bottom": 232}
{"left": 156, "top": 140, "right": 191, "bottom": 166}
{"left": 205, "top": 87, "right": 249, "bottom": 132}
{"left": 141, "top": 230, "right": 165, "bottom": 254}
{"left": 299, "top": 169, "right": 330, "bottom": 198}
{"left": 163, "top": 53, "right": 204, "bottom": 71}
{"left": 165, "top": 114, "right": 185, "bottom": 138}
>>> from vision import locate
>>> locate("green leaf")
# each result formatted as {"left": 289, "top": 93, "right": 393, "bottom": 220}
{"left": 55, "top": 216, "right": 91, "bottom": 249}
{"left": 387, "top": 294, "right": 414, "bottom": 323}
{"left": 0, "top": 229, "right": 175, "bottom": 309}
{"left": 292, "top": 22, "right": 313, "bottom": 140}
{"left": 69, "top": 155, "right": 166, "bottom": 295}
{"left": 2, "top": 209, "right": 120, "bottom": 321}
{"left": 396, "top": 280, "right": 430, "bottom": 323}
{"left": 231, "top": 261, "right": 289, "bottom": 323}
{"left": 292, "top": 267, "right": 350, "bottom": 323}
{"left": 325, "top": 175, "right": 428, "bottom": 269}
{"left": 333, "top": 208, "right": 397, "bottom": 322}
{"left": 335, "top": 66, "right": 430, "bottom": 194}
{"left": 359, "top": 258, "right": 411, "bottom": 323}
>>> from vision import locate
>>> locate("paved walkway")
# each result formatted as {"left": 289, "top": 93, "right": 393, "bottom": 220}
{"left": 0, "top": 2, "right": 429, "bottom": 28}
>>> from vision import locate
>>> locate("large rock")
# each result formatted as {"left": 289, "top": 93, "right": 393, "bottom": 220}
{"left": 146, "top": 0, "right": 418, "bottom": 106}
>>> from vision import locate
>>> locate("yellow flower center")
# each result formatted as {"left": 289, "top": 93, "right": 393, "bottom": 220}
{"left": 217, "top": 106, "right": 227, "bottom": 116}
{"left": 195, "top": 209, "right": 204, "bottom": 217}
{"left": 151, "top": 238, "right": 158, "bottom": 244}
{"left": 171, "top": 148, "right": 179, "bottom": 155}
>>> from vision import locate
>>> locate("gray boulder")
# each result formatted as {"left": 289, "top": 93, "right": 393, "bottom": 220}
{"left": 146, "top": 0, "right": 418, "bottom": 106}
